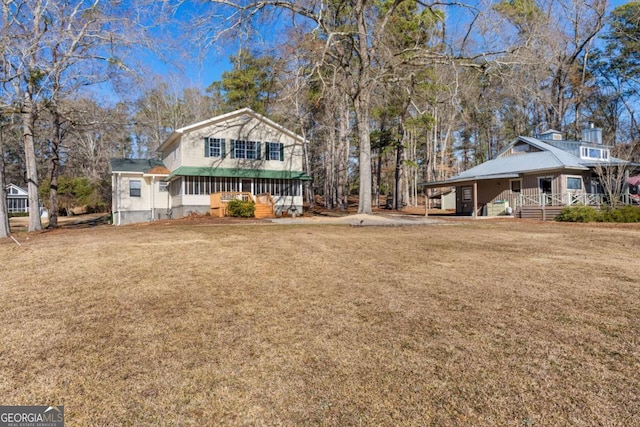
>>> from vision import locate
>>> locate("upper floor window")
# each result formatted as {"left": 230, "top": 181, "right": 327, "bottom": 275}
{"left": 130, "top": 180, "right": 141, "bottom": 197}
{"left": 266, "top": 142, "right": 284, "bottom": 161}
{"left": 232, "top": 140, "right": 260, "bottom": 160}
{"left": 159, "top": 180, "right": 168, "bottom": 192}
{"left": 580, "top": 146, "right": 609, "bottom": 160}
{"left": 205, "top": 138, "right": 225, "bottom": 158}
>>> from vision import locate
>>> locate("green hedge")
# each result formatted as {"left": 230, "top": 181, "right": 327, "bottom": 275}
{"left": 555, "top": 205, "right": 640, "bottom": 223}
{"left": 227, "top": 199, "right": 255, "bottom": 217}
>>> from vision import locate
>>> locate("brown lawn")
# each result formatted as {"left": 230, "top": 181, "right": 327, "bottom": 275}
{"left": 0, "top": 220, "right": 639, "bottom": 426}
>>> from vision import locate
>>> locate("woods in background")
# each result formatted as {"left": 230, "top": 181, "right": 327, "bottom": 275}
{"left": 1, "top": 0, "right": 639, "bottom": 233}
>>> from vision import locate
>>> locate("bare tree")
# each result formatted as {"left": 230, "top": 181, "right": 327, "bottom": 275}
{"left": 0, "top": 118, "right": 9, "bottom": 237}
{"left": 1, "top": 0, "right": 155, "bottom": 231}
{"left": 197, "top": 0, "right": 466, "bottom": 214}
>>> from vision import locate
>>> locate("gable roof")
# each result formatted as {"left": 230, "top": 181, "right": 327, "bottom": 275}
{"left": 157, "top": 108, "right": 306, "bottom": 153}
{"left": 5, "top": 183, "right": 28, "bottom": 197}
{"left": 110, "top": 158, "right": 167, "bottom": 174}
{"left": 420, "top": 135, "right": 629, "bottom": 187}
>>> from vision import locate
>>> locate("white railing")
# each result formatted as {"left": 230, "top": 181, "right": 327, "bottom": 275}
{"left": 511, "top": 192, "right": 606, "bottom": 207}
{"left": 219, "top": 192, "right": 253, "bottom": 203}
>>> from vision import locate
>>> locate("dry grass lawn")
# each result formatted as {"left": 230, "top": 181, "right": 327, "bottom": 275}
{"left": 1, "top": 220, "right": 639, "bottom": 426}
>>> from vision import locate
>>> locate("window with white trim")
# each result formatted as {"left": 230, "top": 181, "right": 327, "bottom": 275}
{"left": 159, "top": 180, "right": 168, "bottom": 192}
{"left": 580, "top": 146, "right": 609, "bottom": 160}
{"left": 232, "top": 140, "right": 260, "bottom": 160}
{"left": 129, "top": 180, "right": 141, "bottom": 197}
{"left": 205, "top": 138, "right": 225, "bottom": 158}
{"left": 266, "top": 142, "right": 284, "bottom": 161}
{"left": 567, "top": 176, "right": 582, "bottom": 190}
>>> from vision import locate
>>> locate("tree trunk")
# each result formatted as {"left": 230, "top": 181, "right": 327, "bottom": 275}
{"left": 337, "top": 101, "right": 350, "bottom": 210}
{"left": 23, "top": 93, "right": 42, "bottom": 232}
{"left": 48, "top": 111, "right": 62, "bottom": 228}
{"left": 0, "top": 124, "right": 10, "bottom": 238}
{"left": 375, "top": 147, "right": 382, "bottom": 208}
{"left": 353, "top": 92, "right": 372, "bottom": 214}
{"left": 394, "top": 141, "right": 402, "bottom": 210}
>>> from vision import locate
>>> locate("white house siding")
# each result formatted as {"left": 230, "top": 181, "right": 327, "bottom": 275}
{"left": 179, "top": 116, "right": 304, "bottom": 172}
{"left": 161, "top": 141, "right": 181, "bottom": 172}
{"left": 113, "top": 174, "right": 170, "bottom": 225}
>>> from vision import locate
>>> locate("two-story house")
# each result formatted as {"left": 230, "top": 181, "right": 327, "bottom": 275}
{"left": 110, "top": 108, "right": 311, "bottom": 225}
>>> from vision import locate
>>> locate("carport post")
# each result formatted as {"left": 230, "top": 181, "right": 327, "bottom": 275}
{"left": 473, "top": 181, "right": 478, "bottom": 220}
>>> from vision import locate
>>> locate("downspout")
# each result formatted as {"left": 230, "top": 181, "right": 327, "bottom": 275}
{"left": 116, "top": 173, "right": 121, "bottom": 226}
{"left": 151, "top": 176, "right": 155, "bottom": 221}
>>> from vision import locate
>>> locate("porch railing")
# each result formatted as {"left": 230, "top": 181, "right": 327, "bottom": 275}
{"left": 507, "top": 192, "right": 606, "bottom": 209}
{"left": 210, "top": 192, "right": 254, "bottom": 217}
{"left": 209, "top": 192, "right": 276, "bottom": 218}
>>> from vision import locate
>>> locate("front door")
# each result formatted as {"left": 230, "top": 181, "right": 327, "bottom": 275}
{"left": 241, "top": 179, "right": 252, "bottom": 194}
{"left": 539, "top": 177, "right": 553, "bottom": 205}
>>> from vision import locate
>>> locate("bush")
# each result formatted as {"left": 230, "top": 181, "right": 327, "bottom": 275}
{"left": 8, "top": 212, "right": 29, "bottom": 218}
{"left": 600, "top": 205, "right": 640, "bottom": 223}
{"left": 555, "top": 205, "right": 601, "bottom": 222}
{"left": 555, "top": 205, "right": 640, "bottom": 223}
{"left": 227, "top": 199, "right": 255, "bottom": 217}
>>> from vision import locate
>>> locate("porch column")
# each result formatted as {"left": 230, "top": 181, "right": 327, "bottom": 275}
{"left": 473, "top": 181, "right": 478, "bottom": 220}
{"left": 424, "top": 189, "right": 428, "bottom": 217}
{"left": 624, "top": 169, "right": 630, "bottom": 204}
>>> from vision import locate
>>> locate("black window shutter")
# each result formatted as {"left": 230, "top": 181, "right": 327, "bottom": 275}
{"left": 279, "top": 143, "right": 284, "bottom": 161}
{"left": 204, "top": 138, "right": 210, "bottom": 157}
{"left": 230, "top": 140, "right": 235, "bottom": 159}
{"left": 265, "top": 142, "right": 270, "bottom": 160}
{"left": 256, "top": 142, "right": 261, "bottom": 160}
{"left": 221, "top": 139, "right": 226, "bottom": 157}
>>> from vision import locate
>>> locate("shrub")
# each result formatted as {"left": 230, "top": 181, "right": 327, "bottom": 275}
{"left": 227, "top": 199, "right": 255, "bottom": 217}
{"left": 555, "top": 205, "right": 601, "bottom": 222}
{"left": 600, "top": 205, "right": 640, "bottom": 223}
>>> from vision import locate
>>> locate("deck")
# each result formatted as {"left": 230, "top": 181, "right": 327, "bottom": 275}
{"left": 210, "top": 192, "right": 275, "bottom": 219}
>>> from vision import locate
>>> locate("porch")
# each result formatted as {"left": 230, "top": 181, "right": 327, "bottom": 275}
{"left": 209, "top": 192, "right": 276, "bottom": 219}
{"left": 499, "top": 191, "right": 638, "bottom": 220}
{"left": 504, "top": 191, "right": 639, "bottom": 210}
{"left": 505, "top": 192, "right": 604, "bottom": 209}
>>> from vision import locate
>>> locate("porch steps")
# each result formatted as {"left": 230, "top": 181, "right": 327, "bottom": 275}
{"left": 518, "top": 206, "right": 566, "bottom": 221}
{"left": 254, "top": 203, "right": 275, "bottom": 219}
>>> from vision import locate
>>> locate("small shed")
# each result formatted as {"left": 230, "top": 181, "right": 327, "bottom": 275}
{"left": 428, "top": 188, "right": 456, "bottom": 210}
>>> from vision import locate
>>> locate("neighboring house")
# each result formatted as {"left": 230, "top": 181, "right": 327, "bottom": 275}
{"left": 420, "top": 126, "right": 638, "bottom": 219}
{"left": 5, "top": 183, "right": 29, "bottom": 213}
{"left": 111, "top": 108, "right": 311, "bottom": 225}
{"left": 4, "top": 183, "right": 47, "bottom": 217}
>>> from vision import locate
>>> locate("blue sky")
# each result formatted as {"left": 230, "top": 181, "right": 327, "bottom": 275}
{"left": 136, "top": 0, "right": 631, "bottom": 96}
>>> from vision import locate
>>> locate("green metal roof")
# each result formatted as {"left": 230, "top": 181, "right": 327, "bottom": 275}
{"left": 168, "top": 166, "right": 312, "bottom": 181}
{"left": 110, "top": 158, "right": 166, "bottom": 173}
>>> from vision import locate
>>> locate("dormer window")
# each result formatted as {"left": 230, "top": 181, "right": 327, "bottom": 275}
{"left": 580, "top": 146, "right": 609, "bottom": 160}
